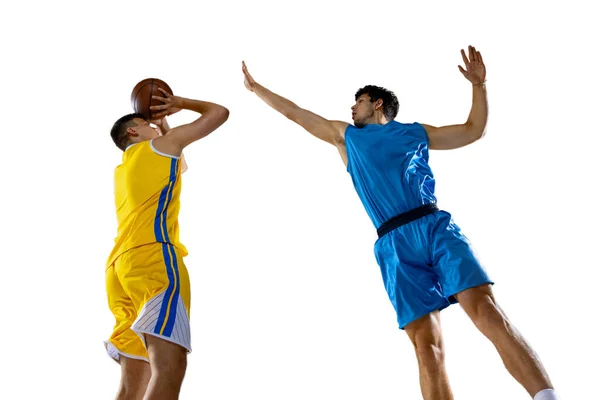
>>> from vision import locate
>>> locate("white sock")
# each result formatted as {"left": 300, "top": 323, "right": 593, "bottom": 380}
{"left": 533, "top": 388, "right": 560, "bottom": 400}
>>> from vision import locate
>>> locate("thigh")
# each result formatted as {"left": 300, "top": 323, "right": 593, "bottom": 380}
{"left": 118, "top": 243, "right": 192, "bottom": 353}
{"left": 429, "top": 212, "right": 493, "bottom": 302}
{"left": 119, "top": 356, "right": 151, "bottom": 396}
{"left": 145, "top": 333, "right": 187, "bottom": 374}
{"left": 106, "top": 264, "right": 149, "bottom": 361}
{"left": 375, "top": 231, "right": 449, "bottom": 329}
{"left": 404, "top": 310, "right": 443, "bottom": 347}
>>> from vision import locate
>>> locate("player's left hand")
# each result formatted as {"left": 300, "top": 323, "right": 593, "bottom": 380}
{"left": 458, "top": 45, "right": 486, "bottom": 85}
{"left": 150, "top": 87, "right": 183, "bottom": 119}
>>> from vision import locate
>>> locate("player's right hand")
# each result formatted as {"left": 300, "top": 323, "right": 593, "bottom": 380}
{"left": 242, "top": 61, "right": 257, "bottom": 92}
{"left": 151, "top": 87, "right": 183, "bottom": 119}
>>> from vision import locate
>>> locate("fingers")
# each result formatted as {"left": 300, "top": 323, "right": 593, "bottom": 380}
{"left": 157, "top": 87, "right": 171, "bottom": 97}
{"left": 469, "top": 45, "right": 476, "bottom": 62}
{"left": 477, "top": 50, "right": 483, "bottom": 63}
{"left": 150, "top": 103, "right": 169, "bottom": 111}
{"left": 242, "top": 61, "right": 253, "bottom": 79}
{"left": 151, "top": 95, "right": 168, "bottom": 103}
{"left": 458, "top": 65, "right": 467, "bottom": 77}
{"left": 461, "top": 49, "right": 469, "bottom": 66}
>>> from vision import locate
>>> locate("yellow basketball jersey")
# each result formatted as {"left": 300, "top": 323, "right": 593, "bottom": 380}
{"left": 107, "top": 140, "right": 188, "bottom": 267}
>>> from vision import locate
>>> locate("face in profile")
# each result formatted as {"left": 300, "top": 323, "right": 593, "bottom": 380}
{"left": 351, "top": 94, "right": 381, "bottom": 128}
{"left": 128, "top": 118, "right": 160, "bottom": 142}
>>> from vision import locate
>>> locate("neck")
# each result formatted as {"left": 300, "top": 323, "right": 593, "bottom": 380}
{"left": 365, "top": 114, "right": 389, "bottom": 126}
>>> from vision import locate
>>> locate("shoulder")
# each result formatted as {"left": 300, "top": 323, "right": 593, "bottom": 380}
{"left": 396, "top": 121, "right": 430, "bottom": 136}
{"left": 149, "top": 137, "right": 181, "bottom": 159}
{"left": 330, "top": 120, "right": 351, "bottom": 144}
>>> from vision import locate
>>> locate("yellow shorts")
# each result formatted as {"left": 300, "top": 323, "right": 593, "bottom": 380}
{"left": 105, "top": 243, "right": 191, "bottom": 362}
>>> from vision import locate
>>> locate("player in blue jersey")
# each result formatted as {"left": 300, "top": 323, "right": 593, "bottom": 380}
{"left": 242, "top": 46, "right": 559, "bottom": 400}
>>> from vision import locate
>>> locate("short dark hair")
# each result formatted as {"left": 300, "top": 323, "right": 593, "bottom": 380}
{"left": 355, "top": 85, "right": 399, "bottom": 121}
{"left": 110, "top": 113, "right": 145, "bottom": 151}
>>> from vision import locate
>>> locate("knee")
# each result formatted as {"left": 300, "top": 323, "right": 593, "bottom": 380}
{"left": 117, "top": 385, "right": 146, "bottom": 400}
{"left": 408, "top": 330, "right": 445, "bottom": 365}
{"left": 469, "top": 296, "right": 511, "bottom": 335}
{"left": 414, "top": 340, "right": 445, "bottom": 366}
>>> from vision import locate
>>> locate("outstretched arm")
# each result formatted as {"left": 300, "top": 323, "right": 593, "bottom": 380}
{"left": 242, "top": 61, "right": 348, "bottom": 146}
{"left": 422, "top": 45, "right": 488, "bottom": 150}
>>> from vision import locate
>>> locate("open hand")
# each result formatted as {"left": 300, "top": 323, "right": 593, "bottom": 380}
{"left": 458, "top": 45, "right": 486, "bottom": 85}
{"left": 150, "top": 87, "right": 183, "bottom": 119}
{"left": 242, "top": 61, "right": 257, "bottom": 92}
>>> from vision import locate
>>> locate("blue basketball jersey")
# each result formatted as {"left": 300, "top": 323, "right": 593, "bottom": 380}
{"left": 344, "top": 121, "right": 437, "bottom": 228}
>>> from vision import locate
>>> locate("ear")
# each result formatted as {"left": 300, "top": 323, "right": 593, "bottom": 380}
{"left": 126, "top": 126, "right": 138, "bottom": 137}
{"left": 374, "top": 99, "right": 384, "bottom": 110}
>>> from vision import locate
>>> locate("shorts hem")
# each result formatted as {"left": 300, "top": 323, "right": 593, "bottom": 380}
{"left": 398, "top": 300, "right": 451, "bottom": 330}
{"left": 446, "top": 280, "right": 495, "bottom": 304}
{"left": 133, "top": 329, "right": 192, "bottom": 354}
{"left": 104, "top": 340, "right": 149, "bottom": 364}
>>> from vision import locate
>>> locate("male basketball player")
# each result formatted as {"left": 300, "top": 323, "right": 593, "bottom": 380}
{"left": 106, "top": 88, "right": 229, "bottom": 400}
{"left": 242, "top": 46, "right": 559, "bottom": 400}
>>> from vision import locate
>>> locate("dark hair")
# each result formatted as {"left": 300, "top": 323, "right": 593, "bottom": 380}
{"left": 110, "top": 113, "right": 145, "bottom": 151}
{"left": 355, "top": 85, "right": 399, "bottom": 121}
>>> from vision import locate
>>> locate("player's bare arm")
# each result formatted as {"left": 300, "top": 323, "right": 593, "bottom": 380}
{"left": 151, "top": 116, "right": 189, "bottom": 172}
{"left": 242, "top": 61, "right": 349, "bottom": 160}
{"left": 151, "top": 87, "right": 229, "bottom": 156}
{"left": 422, "top": 45, "right": 488, "bottom": 150}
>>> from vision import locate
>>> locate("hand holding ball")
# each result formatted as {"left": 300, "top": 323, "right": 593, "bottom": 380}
{"left": 130, "top": 78, "right": 174, "bottom": 120}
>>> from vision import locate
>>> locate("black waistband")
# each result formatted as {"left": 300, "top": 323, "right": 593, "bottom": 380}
{"left": 377, "top": 203, "right": 439, "bottom": 238}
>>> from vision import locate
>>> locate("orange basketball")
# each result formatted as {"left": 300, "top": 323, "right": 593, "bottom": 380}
{"left": 130, "top": 78, "right": 173, "bottom": 120}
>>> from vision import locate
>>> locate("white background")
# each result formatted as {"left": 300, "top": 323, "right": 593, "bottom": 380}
{"left": 1, "top": 0, "right": 598, "bottom": 398}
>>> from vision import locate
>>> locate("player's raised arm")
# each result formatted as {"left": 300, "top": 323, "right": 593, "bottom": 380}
{"left": 151, "top": 88, "right": 229, "bottom": 156}
{"left": 422, "top": 45, "right": 488, "bottom": 150}
{"left": 242, "top": 61, "right": 348, "bottom": 146}
{"left": 150, "top": 116, "right": 188, "bottom": 172}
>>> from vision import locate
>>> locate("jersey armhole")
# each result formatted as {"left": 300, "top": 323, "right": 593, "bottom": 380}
{"left": 413, "top": 122, "right": 431, "bottom": 146}
{"left": 150, "top": 138, "right": 180, "bottom": 159}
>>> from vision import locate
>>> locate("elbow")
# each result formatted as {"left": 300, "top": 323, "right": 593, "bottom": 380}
{"left": 466, "top": 122, "right": 486, "bottom": 143}
{"left": 479, "top": 126, "right": 487, "bottom": 140}
{"left": 282, "top": 106, "right": 301, "bottom": 122}
{"left": 219, "top": 106, "right": 230, "bottom": 123}
{"left": 476, "top": 122, "right": 487, "bottom": 140}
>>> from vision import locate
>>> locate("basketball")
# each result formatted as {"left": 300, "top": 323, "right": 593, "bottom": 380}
{"left": 130, "top": 78, "right": 173, "bottom": 120}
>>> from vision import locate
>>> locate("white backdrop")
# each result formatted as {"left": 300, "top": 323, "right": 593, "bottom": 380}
{"left": 1, "top": 0, "right": 598, "bottom": 399}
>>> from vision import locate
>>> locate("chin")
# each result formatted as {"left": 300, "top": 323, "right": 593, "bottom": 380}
{"left": 354, "top": 120, "right": 367, "bottom": 128}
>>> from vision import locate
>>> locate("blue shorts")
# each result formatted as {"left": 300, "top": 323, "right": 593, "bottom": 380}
{"left": 374, "top": 210, "right": 493, "bottom": 329}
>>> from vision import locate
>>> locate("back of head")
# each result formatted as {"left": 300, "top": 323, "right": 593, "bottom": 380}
{"left": 111, "top": 113, "right": 145, "bottom": 151}
{"left": 355, "top": 85, "right": 399, "bottom": 121}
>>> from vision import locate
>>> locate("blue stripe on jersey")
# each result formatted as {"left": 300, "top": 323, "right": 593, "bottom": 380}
{"left": 154, "top": 158, "right": 180, "bottom": 336}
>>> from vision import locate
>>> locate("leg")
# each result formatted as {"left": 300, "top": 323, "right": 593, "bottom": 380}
{"left": 405, "top": 311, "right": 453, "bottom": 400}
{"left": 455, "top": 284, "right": 553, "bottom": 397}
{"left": 116, "top": 357, "right": 151, "bottom": 400}
{"left": 106, "top": 263, "right": 152, "bottom": 399}
{"left": 115, "top": 244, "right": 192, "bottom": 400}
{"left": 143, "top": 335, "right": 188, "bottom": 400}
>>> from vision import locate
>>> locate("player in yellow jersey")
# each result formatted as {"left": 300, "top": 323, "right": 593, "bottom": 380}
{"left": 106, "top": 87, "right": 229, "bottom": 400}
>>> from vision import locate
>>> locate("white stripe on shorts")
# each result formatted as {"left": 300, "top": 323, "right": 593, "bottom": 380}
{"left": 131, "top": 290, "right": 192, "bottom": 353}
